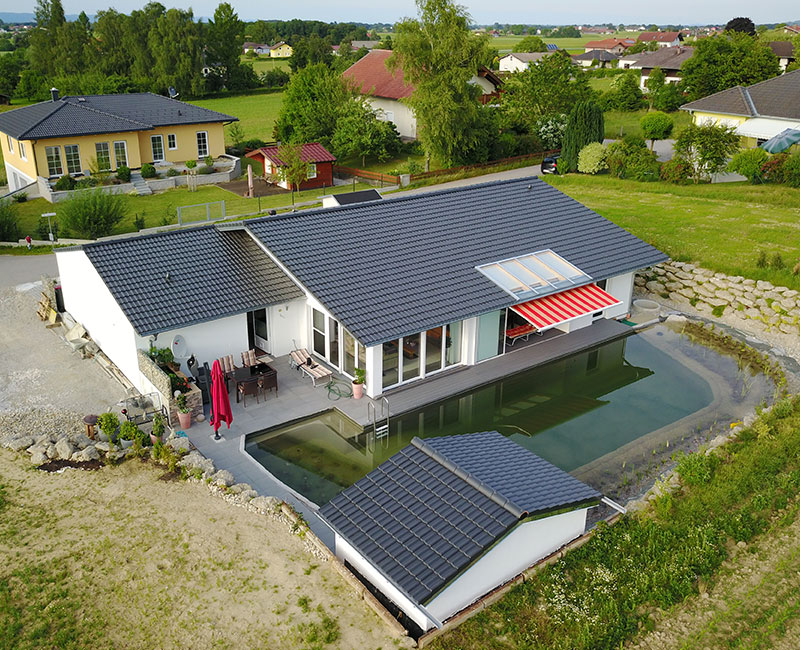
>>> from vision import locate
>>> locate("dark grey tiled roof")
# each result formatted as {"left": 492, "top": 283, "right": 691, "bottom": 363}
{"left": 82, "top": 227, "right": 303, "bottom": 336}
{"left": 682, "top": 69, "right": 800, "bottom": 120}
{"left": 331, "top": 189, "right": 382, "bottom": 205}
{"left": 572, "top": 49, "right": 619, "bottom": 62}
{"left": 246, "top": 177, "right": 667, "bottom": 346}
{"left": 0, "top": 93, "right": 236, "bottom": 140}
{"left": 319, "top": 432, "right": 599, "bottom": 605}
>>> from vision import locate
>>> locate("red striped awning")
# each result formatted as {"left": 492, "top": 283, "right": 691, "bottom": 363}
{"left": 510, "top": 284, "right": 621, "bottom": 330}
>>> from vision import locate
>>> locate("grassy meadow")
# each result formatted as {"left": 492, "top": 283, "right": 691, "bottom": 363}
{"left": 241, "top": 55, "right": 291, "bottom": 75}
{"left": 545, "top": 174, "right": 800, "bottom": 289}
{"left": 603, "top": 108, "right": 692, "bottom": 140}
{"left": 189, "top": 92, "right": 284, "bottom": 144}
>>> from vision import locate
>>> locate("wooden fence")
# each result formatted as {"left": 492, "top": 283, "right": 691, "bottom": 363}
{"left": 332, "top": 165, "right": 401, "bottom": 186}
{"left": 408, "top": 150, "right": 559, "bottom": 182}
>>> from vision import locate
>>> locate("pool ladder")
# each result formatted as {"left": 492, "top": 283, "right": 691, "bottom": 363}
{"left": 367, "top": 396, "right": 390, "bottom": 444}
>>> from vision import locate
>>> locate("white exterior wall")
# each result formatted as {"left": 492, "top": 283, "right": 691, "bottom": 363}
{"left": 469, "top": 75, "right": 495, "bottom": 93}
{"left": 334, "top": 534, "right": 438, "bottom": 632}
{"left": 56, "top": 249, "right": 142, "bottom": 389}
{"left": 498, "top": 55, "right": 529, "bottom": 73}
{"left": 367, "top": 97, "right": 417, "bottom": 139}
{"left": 269, "top": 298, "right": 308, "bottom": 357}
{"left": 604, "top": 272, "right": 634, "bottom": 319}
{"left": 426, "top": 508, "right": 589, "bottom": 623}
{"left": 5, "top": 162, "right": 35, "bottom": 192}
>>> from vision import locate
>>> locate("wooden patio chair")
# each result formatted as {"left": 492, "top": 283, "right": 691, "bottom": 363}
{"left": 237, "top": 378, "right": 260, "bottom": 407}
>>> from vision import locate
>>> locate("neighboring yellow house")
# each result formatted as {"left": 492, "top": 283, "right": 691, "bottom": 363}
{"left": 0, "top": 89, "right": 237, "bottom": 192}
{"left": 269, "top": 42, "right": 293, "bottom": 58}
{"left": 680, "top": 70, "right": 800, "bottom": 148}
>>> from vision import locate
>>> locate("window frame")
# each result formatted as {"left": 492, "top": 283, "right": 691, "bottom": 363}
{"left": 196, "top": 131, "right": 209, "bottom": 159}
{"left": 95, "top": 142, "right": 112, "bottom": 172}
{"left": 307, "top": 163, "right": 317, "bottom": 180}
{"left": 167, "top": 134, "right": 177, "bottom": 150}
{"left": 151, "top": 135, "right": 165, "bottom": 162}
{"left": 113, "top": 140, "right": 128, "bottom": 168}
{"left": 18, "top": 140, "right": 27, "bottom": 161}
{"left": 45, "top": 145, "right": 63, "bottom": 177}
{"left": 64, "top": 144, "right": 81, "bottom": 175}
{"left": 6, "top": 135, "right": 12, "bottom": 154}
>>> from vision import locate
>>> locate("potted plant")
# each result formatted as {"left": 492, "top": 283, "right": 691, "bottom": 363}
{"left": 352, "top": 368, "right": 366, "bottom": 400}
{"left": 118, "top": 421, "right": 139, "bottom": 449}
{"left": 176, "top": 393, "right": 192, "bottom": 429}
{"left": 151, "top": 413, "right": 165, "bottom": 446}
{"left": 98, "top": 412, "right": 120, "bottom": 446}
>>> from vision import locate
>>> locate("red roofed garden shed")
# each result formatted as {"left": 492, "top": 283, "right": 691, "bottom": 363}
{"left": 247, "top": 143, "right": 336, "bottom": 191}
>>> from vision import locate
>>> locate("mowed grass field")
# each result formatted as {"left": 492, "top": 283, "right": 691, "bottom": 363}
{"left": 189, "top": 92, "right": 284, "bottom": 144}
{"left": 240, "top": 55, "right": 291, "bottom": 75}
{"left": 545, "top": 174, "right": 800, "bottom": 289}
{"left": 603, "top": 108, "right": 692, "bottom": 139}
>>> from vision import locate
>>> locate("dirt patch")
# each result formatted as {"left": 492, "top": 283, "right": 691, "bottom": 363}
{"left": 37, "top": 458, "right": 103, "bottom": 472}
{"left": 218, "top": 177, "right": 288, "bottom": 198}
{"left": 629, "top": 503, "right": 800, "bottom": 650}
{"left": 0, "top": 449, "right": 401, "bottom": 649}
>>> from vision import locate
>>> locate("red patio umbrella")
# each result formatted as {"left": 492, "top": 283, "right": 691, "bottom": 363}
{"left": 209, "top": 360, "right": 233, "bottom": 438}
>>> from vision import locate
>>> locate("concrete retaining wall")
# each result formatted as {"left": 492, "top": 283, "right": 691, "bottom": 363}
{"left": 635, "top": 261, "right": 800, "bottom": 335}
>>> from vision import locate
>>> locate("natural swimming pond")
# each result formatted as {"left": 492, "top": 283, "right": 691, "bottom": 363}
{"left": 245, "top": 323, "right": 775, "bottom": 505}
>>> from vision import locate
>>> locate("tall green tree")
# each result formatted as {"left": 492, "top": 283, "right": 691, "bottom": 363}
{"left": 274, "top": 143, "right": 311, "bottom": 204}
{"left": 560, "top": 100, "right": 604, "bottom": 172}
{"left": 125, "top": 2, "right": 166, "bottom": 90}
{"left": 274, "top": 64, "right": 351, "bottom": 145}
{"left": 330, "top": 98, "right": 401, "bottom": 165}
{"left": 205, "top": 2, "right": 244, "bottom": 88}
{"left": 516, "top": 35, "right": 547, "bottom": 52}
{"left": 389, "top": 0, "right": 497, "bottom": 167}
{"left": 289, "top": 34, "right": 334, "bottom": 72}
{"left": 148, "top": 8, "right": 205, "bottom": 97}
{"left": 724, "top": 16, "right": 756, "bottom": 35}
{"left": 501, "top": 51, "right": 593, "bottom": 134}
{"left": 94, "top": 10, "right": 134, "bottom": 77}
{"left": 680, "top": 32, "right": 779, "bottom": 101}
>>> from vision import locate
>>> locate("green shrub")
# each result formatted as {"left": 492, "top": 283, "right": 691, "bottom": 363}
{"left": 756, "top": 250, "right": 768, "bottom": 268}
{"left": 771, "top": 252, "right": 785, "bottom": 269}
{"left": 760, "top": 153, "right": 788, "bottom": 183}
{"left": 652, "top": 84, "right": 684, "bottom": 112}
{"left": 640, "top": 111, "right": 674, "bottom": 148}
{"left": 0, "top": 200, "right": 19, "bottom": 242}
{"left": 140, "top": 163, "right": 157, "bottom": 179}
{"left": 133, "top": 214, "right": 145, "bottom": 231}
{"left": 260, "top": 68, "right": 290, "bottom": 88}
{"left": 185, "top": 159, "right": 197, "bottom": 169}
{"left": 13, "top": 192, "right": 27, "bottom": 203}
{"left": 59, "top": 189, "right": 128, "bottom": 239}
{"left": 98, "top": 412, "right": 120, "bottom": 440}
{"left": 204, "top": 156, "right": 214, "bottom": 167}
{"left": 660, "top": 157, "right": 692, "bottom": 184}
{"left": 118, "top": 421, "right": 139, "bottom": 441}
{"left": 198, "top": 165, "right": 215, "bottom": 175}
{"left": 75, "top": 177, "right": 98, "bottom": 189}
{"left": 54, "top": 174, "right": 76, "bottom": 191}
{"left": 166, "top": 168, "right": 180, "bottom": 177}
{"left": 783, "top": 151, "right": 800, "bottom": 188}
{"left": 116, "top": 165, "right": 131, "bottom": 182}
{"left": 727, "top": 148, "right": 768, "bottom": 183}
{"left": 577, "top": 142, "right": 608, "bottom": 174}
{"left": 36, "top": 215, "right": 58, "bottom": 241}
{"left": 676, "top": 450, "right": 720, "bottom": 486}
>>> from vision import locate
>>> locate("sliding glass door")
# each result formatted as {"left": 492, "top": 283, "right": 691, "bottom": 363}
{"left": 382, "top": 321, "right": 463, "bottom": 390}
{"left": 310, "top": 309, "right": 364, "bottom": 378}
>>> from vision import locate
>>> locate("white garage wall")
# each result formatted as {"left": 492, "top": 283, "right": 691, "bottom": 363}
{"left": 425, "top": 507, "right": 589, "bottom": 623}
{"left": 368, "top": 97, "right": 417, "bottom": 139}
{"left": 56, "top": 249, "right": 141, "bottom": 389}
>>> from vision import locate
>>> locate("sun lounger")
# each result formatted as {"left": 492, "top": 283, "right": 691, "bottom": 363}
{"left": 289, "top": 348, "right": 333, "bottom": 387}
{"left": 506, "top": 324, "right": 536, "bottom": 346}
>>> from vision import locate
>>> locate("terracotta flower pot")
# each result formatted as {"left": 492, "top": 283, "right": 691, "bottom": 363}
{"left": 150, "top": 433, "right": 160, "bottom": 446}
{"left": 352, "top": 382, "right": 364, "bottom": 400}
{"left": 177, "top": 411, "right": 192, "bottom": 430}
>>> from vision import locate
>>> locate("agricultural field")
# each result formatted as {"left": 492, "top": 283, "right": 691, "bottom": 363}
{"left": 490, "top": 30, "right": 642, "bottom": 54}
{"left": 189, "top": 92, "right": 284, "bottom": 144}
{"left": 545, "top": 174, "right": 800, "bottom": 290}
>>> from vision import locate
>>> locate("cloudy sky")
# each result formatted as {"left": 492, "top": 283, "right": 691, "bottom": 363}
{"left": 53, "top": 0, "right": 799, "bottom": 25}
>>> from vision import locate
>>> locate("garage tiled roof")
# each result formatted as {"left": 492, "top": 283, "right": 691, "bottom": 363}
{"left": 246, "top": 176, "right": 667, "bottom": 346}
{"left": 319, "top": 432, "right": 600, "bottom": 605}
{"left": 82, "top": 227, "right": 303, "bottom": 336}
{"left": 681, "top": 69, "right": 800, "bottom": 119}
{"left": 0, "top": 93, "right": 236, "bottom": 140}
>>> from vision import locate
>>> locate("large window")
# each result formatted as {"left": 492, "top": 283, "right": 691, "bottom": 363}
{"left": 64, "top": 145, "right": 80, "bottom": 174}
{"left": 312, "top": 309, "right": 326, "bottom": 357}
{"left": 477, "top": 310, "right": 504, "bottom": 362}
{"left": 342, "top": 328, "right": 365, "bottom": 377}
{"left": 167, "top": 134, "right": 177, "bottom": 150}
{"left": 196, "top": 131, "right": 209, "bottom": 158}
{"left": 445, "top": 322, "right": 462, "bottom": 367}
{"left": 46, "top": 146, "right": 63, "bottom": 177}
{"left": 307, "top": 163, "right": 317, "bottom": 179}
{"left": 426, "top": 327, "right": 443, "bottom": 374}
{"left": 113, "top": 141, "right": 128, "bottom": 168}
{"left": 382, "top": 320, "right": 463, "bottom": 390}
{"left": 95, "top": 142, "right": 111, "bottom": 171}
{"left": 402, "top": 333, "right": 421, "bottom": 382}
{"left": 151, "top": 135, "right": 164, "bottom": 161}
{"left": 328, "top": 318, "right": 339, "bottom": 367}
{"left": 382, "top": 341, "right": 399, "bottom": 389}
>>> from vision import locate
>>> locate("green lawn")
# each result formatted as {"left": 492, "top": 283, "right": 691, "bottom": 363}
{"left": 604, "top": 108, "right": 691, "bottom": 140}
{"left": 545, "top": 174, "right": 800, "bottom": 289}
{"left": 189, "top": 92, "right": 284, "bottom": 144}
{"left": 10, "top": 181, "right": 372, "bottom": 237}
{"left": 241, "top": 55, "right": 291, "bottom": 75}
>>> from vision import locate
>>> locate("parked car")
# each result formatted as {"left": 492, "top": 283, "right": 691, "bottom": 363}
{"left": 541, "top": 154, "right": 560, "bottom": 174}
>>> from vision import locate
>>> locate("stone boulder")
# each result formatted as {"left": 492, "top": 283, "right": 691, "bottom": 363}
{"left": 55, "top": 438, "right": 76, "bottom": 461}
{"left": 94, "top": 440, "right": 111, "bottom": 453}
{"left": 228, "top": 483, "right": 253, "bottom": 495}
{"left": 5, "top": 436, "right": 34, "bottom": 452}
{"left": 250, "top": 496, "right": 280, "bottom": 513}
{"left": 166, "top": 437, "right": 191, "bottom": 452}
{"left": 69, "top": 432, "right": 94, "bottom": 450}
{"left": 76, "top": 445, "right": 100, "bottom": 462}
{"left": 30, "top": 450, "right": 48, "bottom": 465}
{"left": 210, "top": 469, "right": 234, "bottom": 487}
{"left": 178, "top": 451, "right": 215, "bottom": 477}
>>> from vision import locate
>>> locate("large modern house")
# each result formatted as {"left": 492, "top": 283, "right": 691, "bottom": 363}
{"left": 0, "top": 90, "right": 236, "bottom": 193}
{"left": 680, "top": 69, "right": 800, "bottom": 146}
{"left": 54, "top": 177, "right": 667, "bottom": 401}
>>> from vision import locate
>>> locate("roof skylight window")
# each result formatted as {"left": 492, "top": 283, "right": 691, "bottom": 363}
{"left": 477, "top": 250, "right": 591, "bottom": 298}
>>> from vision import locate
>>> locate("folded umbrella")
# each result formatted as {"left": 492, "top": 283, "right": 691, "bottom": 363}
{"left": 209, "top": 359, "right": 233, "bottom": 435}
{"left": 760, "top": 128, "right": 800, "bottom": 154}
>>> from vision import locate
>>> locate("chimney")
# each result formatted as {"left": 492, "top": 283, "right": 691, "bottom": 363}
{"left": 50, "top": 87, "right": 59, "bottom": 102}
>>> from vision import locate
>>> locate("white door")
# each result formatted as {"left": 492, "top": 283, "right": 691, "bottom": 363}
{"left": 252, "top": 308, "right": 270, "bottom": 352}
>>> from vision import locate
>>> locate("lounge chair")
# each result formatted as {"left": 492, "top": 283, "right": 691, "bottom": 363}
{"left": 242, "top": 349, "right": 274, "bottom": 367}
{"left": 506, "top": 324, "right": 536, "bottom": 346}
{"left": 289, "top": 347, "right": 333, "bottom": 387}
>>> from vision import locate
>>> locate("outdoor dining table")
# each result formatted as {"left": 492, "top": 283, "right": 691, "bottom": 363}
{"left": 226, "top": 364, "right": 278, "bottom": 402}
